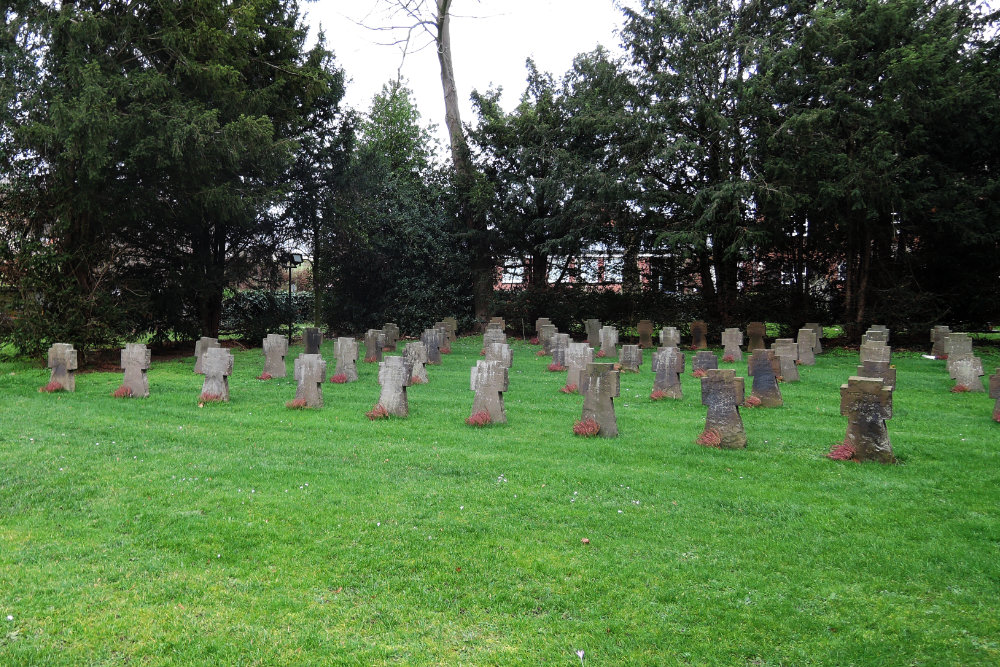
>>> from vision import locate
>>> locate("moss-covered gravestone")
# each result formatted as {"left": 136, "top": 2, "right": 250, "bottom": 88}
{"left": 700, "top": 369, "right": 746, "bottom": 449}
{"left": 839, "top": 376, "right": 894, "bottom": 463}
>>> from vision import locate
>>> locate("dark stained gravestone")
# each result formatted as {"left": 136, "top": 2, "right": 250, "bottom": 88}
{"left": 551, "top": 333, "right": 571, "bottom": 367}
{"left": 435, "top": 320, "right": 456, "bottom": 345}
{"left": 294, "top": 354, "right": 327, "bottom": 408}
{"left": 484, "top": 342, "right": 513, "bottom": 369}
{"left": 990, "top": 369, "right": 1000, "bottom": 422}
{"left": 441, "top": 317, "right": 458, "bottom": 342}
{"left": 334, "top": 337, "right": 359, "bottom": 382}
{"left": 120, "top": 343, "right": 151, "bottom": 398}
{"left": 201, "top": 347, "right": 234, "bottom": 402}
{"left": 721, "top": 328, "right": 743, "bottom": 362}
{"left": 599, "top": 326, "right": 618, "bottom": 358}
{"left": 840, "top": 376, "right": 895, "bottom": 463}
{"left": 747, "top": 349, "right": 783, "bottom": 407}
{"left": 796, "top": 329, "right": 817, "bottom": 366}
{"left": 637, "top": 320, "right": 654, "bottom": 349}
{"left": 193, "top": 336, "right": 219, "bottom": 374}
{"left": 692, "top": 350, "right": 719, "bottom": 374}
{"left": 701, "top": 369, "right": 747, "bottom": 449}
{"left": 930, "top": 325, "right": 951, "bottom": 358}
{"left": 566, "top": 343, "right": 593, "bottom": 389}
{"left": 804, "top": 322, "right": 824, "bottom": 354}
{"left": 772, "top": 339, "right": 800, "bottom": 382}
{"left": 421, "top": 328, "right": 443, "bottom": 365}
{"left": 690, "top": 320, "right": 708, "bottom": 350}
{"left": 619, "top": 345, "right": 642, "bottom": 373}
{"left": 404, "top": 341, "right": 429, "bottom": 384}
{"left": 746, "top": 322, "right": 767, "bottom": 353}
{"left": 382, "top": 323, "right": 400, "bottom": 351}
{"left": 262, "top": 333, "right": 288, "bottom": 378}
{"left": 585, "top": 319, "right": 602, "bottom": 347}
{"left": 364, "top": 329, "right": 385, "bottom": 363}
{"left": 945, "top": 334, "right": 972, "bottom": 373}
{"left": 46, "top": 343, "right": 78, "bottom": 392}
{"left": 303, "top": 327, "right": 323, "bottom": 355}
{"left": 651, "top": 346, "right": 684, "bottom": 399}
{"left": 377, "top": 356, "right": 414, "bottom": 417}
{"left": 470, "top": 360, "right": 509, "bottom": 424}
{"left": 949, "top": 354, "right": 985, "bottom": 392}
{"left": 580, "top": 363, "right": 621, "bottom": 438}
{"left": 857, "top": 359, "right": 897, "bottom": 390}
{"left": 659, "top": 326, "right": 681, "bottom": 348}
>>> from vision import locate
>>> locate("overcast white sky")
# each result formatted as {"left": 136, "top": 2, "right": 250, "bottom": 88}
{"left": 303, "top": 1, "right": 628, "bottom": 144}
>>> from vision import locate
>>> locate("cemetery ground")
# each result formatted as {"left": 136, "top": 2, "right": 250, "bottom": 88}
{"left": 1, "top": 337, "right": 999, "bottom": 665}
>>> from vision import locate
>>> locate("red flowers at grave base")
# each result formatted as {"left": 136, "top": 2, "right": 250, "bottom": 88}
{"left": 547, "top": 363, "right": 567, "bottom": 372}
{"left": 38, "top": 381, "right": 64, "bottom": 393}
{"left": 950, "top": 384, "right": 971, "bottom": 393}
{"left": 596, "top": 350, "right": 607, "bottom": 358}
{"left": 285, "top": 398, "right": 308, "bottom": 410}
{"left": 937, "top": 354, "right": 949, "bottom": 360}
{"left": 696, "top": 428, "right": 722, "bottom": 448}
{"left": 722, "top": 354, "right": 735, "bottom": 363}
{"left": 650, "top": 390, "right": 668, "bottom": 401}
{"left": 743, "top": 395, "right": 762, "bottom": 408}
{"left": 535, "top": 350, "right": 546, "bottom": 357}
{"left": 530, "top": 337, "right": 539, "bottom": 345}
{"left": 692, "top": 369, "right": 707, "bottom": 378}
{"left": 465, "top": 410, "right": 491, "bottom": 427}
{"left": 256, "top": 372, "right": 273, "bottom": 381}
{"left": 560, "top": 383, "right": 579, "bottom": 394}
{"left": 993, "top": 409, "right": 1000, "bottom": 423}
{"left": 329, "top": 374, "right": 347, "bottom": 384}
{"left": 363, "top": 355, "right": 378, "bottom": 363}
{"left": 573, "top": 417, "right": 601, "bottom": 437}
{"left": 366, "top": 404, "right": 389, "bottom": 420}
{"left": 410, "top": 375, "right": 425, "bottom": 385}
{"left": 827, "top": 440, "right": 858, "bottom": 461}
{"left": 199, "top": 393, "right": 224, "bottom": 403}
{"left": 480, "top": 348, "right": 486, "bottom": 356}
{"left": 440, "top": 346, "right": 452, "bottom": 354}
{"left": 111, "top": 385, "right": 133, "bottom": 399}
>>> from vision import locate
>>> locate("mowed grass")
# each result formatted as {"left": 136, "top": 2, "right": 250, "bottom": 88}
{"left": 1, "top": 337, "right": 999, "bottom": 665}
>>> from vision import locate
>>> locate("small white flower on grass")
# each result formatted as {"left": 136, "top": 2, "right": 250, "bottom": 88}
{"left": 377, "top": 522, "right": 380, "bottom": 527}
{"left": 216, "top": 554, "right": 221, "bottom": 558}
{"left": 577, "top": 649, "right": 585, "bottom": 666}
{"left": 6, "top": 615, "right": 13, "bottom": 621}
{"left": 618, "top": 510, "right": 623, "bottom": 514}
{"left": 460, "top": 506, "right": 464, "bottom": 510}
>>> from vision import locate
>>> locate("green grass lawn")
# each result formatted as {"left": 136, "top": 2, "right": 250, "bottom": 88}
{"left": 2, "top": 337, "right": 999, "bottom": 665}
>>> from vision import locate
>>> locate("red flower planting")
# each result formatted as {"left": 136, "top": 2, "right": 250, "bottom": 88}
{"left": 363, "top": 355, "right": 378, "bottom": 363}
{"left": 743, "top": 395, "right": 762, "bottom": 408}
{"left": 410, "top": 375, "right": 426, "bottom": 385}
{"left": 530, "top": 337, "right": 539, "bottom": 345}
{"left": 993, "top": 409, "right": 1000, "bottom": 423}
{"left": 827, "top": 440, "right": 857, "bottom": 461}
{"left": 722, "top": 354, "right": 735, "bottom": 363}
{"left": 285, "top": 398, "right": 308, "bottom": 410}
{"left": 560, "top": 384, "right": 579, "bottom": 394}
{"left": 366, "top": 404, "right": 389, "bottom": 421}
{"left": 650, "top": 389, "right": 668, "bottom": 401}
{"left": 111, "top": 385, "right": 133, "bottom": 399}
{"left": 480, "top": 348, "right": 486, "bottom": 356}
{"left": 573, "top": 417, "right": 601, "bottom": 437}
{"left": 547, "top": 363, "right": 567, "bottom": 372}
{"left": 256, "top": 372, "right": 273, "bottom": 381}
{"left": 692, "top": 369, "right": 707, "bottom": 378}
{"left": 199, "top": 393, "right": 224, "bottom": 403}
{"left": 535, "top": 350, "right": 546, "bottom": 357}
{"left": 465, "top": 410, "right": 492, "bottom": 427}
{"left": 440, "top": 346, "right": 452, "bottom": 354}
{"left": 696, "top": 428, "right": 722, "bottom": 448}
{"left": 38, "top": 381, "right": 64, "bottom": 393}
{"left": 328, "top": 374, "right": 347, "bottom": 384}
{"left": 383, "top": 346, "right": 393, "bottom": 352}
{"left": 950, "top": 384, "right": 971, "bottom": 393}
{"left": 596, "top": 350, "right": 607, "bottom": 358}
{"left": 937, "top": 354, "right": 949, "bottom": 360}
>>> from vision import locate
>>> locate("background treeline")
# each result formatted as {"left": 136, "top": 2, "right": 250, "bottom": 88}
{"left": 2, "top": 0, "right": 998, "bottom": 356}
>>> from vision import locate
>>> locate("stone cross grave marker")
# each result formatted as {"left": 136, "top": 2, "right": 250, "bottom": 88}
{"left": 364, "top": 329, "right": 385, "bottom": 363}
{"left": 660, "top": 326, "right": 681, "bottom": 348}
{"left": 804, "top": 322, "right": 824, "bottom": 354}
{"left": 930, "top": 325, "right": 951, "bottom": 358}
{"left": 690, "top": 320, "right": 708, "bottom": 349}
{"left": 334, "top": 337, "right": 359, "bottom": 382}
{"left": 470, "top": 360, "right": 508, "bottom": 424}
{"left": 539, "top": 324, "right": 557, "bottom": 353}
{"left": 868, "top": 324, "right": 890, "bottom": 341}
{"left": 652, "top": 346, "right": 684, "bottom": 399}
{"left": 404, "top": 341, "right": 429, "bottom": 384}
{"left": 989, "top": 369, "right": 1000, "bottom": 422}
{"left": 692, "top": 350, "right": 719, "bottom": 375}
{"left": 382, "top": 323, "right": 400, "bottom": 351}
{"left": 294, "top": 354, "right": 327, "bottom": 407}
{"left": 551, "top": 333, "right": 571, "bottom": 366}
{"left": 193, "top": 336, "right": 219, "bottom": 374}
{"left": 377, "top": 356, "right": 414, "bottom": 417}
{"left": 580, "top": 363, "right": 621, "bottom": 437}
{"left": 488, "top": 317, "right": 506, "bottom": 332}
{"left": 484, "top": 325, "right": 507, "bottom": 348}
{"left": 599, "top": 326, "right": 618, "bottom": 358}
{"left": 772, "top": 339, "right": 800, "bottom": 382}
{"left": 434, "top": 322, "right": 453, "bottom": 349}
{"left": 262, "top": 333, "right": 288, "bottom": 378}
{"left": 747, "top": 349, "right": 783, "bottom": 407}
{"left": 945, "top": 334, "right": 972, "bottom": 373}
{"left": 441, "top": 317, "right": 458, "bottom": 342}
{"left": 864, "top": 326, "right": 888, "bottom": 344}
{"left": 619, "top": 345, "right": 642, "bottom": 373}
{"left": 701, "top": 368, "right": 747, "bottom": 449}
{"left": 796, "top": 329, "right": 817, "bottom": 366}
{"left": 585, "top": 319, "right": 602, "bottom": 347}
{"left": 421, "top": 328, "right": 443, "bottom": 365}
{"left": 721, "top": 328, "right": 743, "bottom": 362}
{"left": 747, "top": 322, "right": 767, "bottom": 353}
{"left": 120, "top": 343, "right": 150, "bottom": 398}
{"left": 303, "top": 327, "right": 323, "bottom": 355}
{"left": 860, "top": 341, "right": 891, "bottom": 364}
{"left": 840, "top": 376, "right": 894, "bottom": 463}
{"left": 201, "top": 347, "right": 234, "bottom": 401}
{"left": 949, "top": 354, "right": 985, "bottom": 392}
{"left": 535, "top": 317, "right": 552, "bottom": 341}
{"left": 857, "top": 359, "right": 896, "bottom": 390}
{"left": 566, "top": 343, "right": 593, "bottom": 390}
{"left": 46, "top": 343, "right": 78, "bottom": 392}
{"left": 637, "top": 320, "right": 654, "bottom": 349}
{"left": 484, "top": 342, "right": 513, "bottom": 369}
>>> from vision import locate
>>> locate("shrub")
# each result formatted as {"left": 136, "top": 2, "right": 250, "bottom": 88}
{"left": 285, "top": 398, "right": 308, "bottom": 410}
{"left": 696, "top": 428, "right": 722, "bottom": 448}
{"left": 547, "top": 362, "right": 567, "bottom": 372}
{"left": 560, "top": 384, "right": 579, "bottom": 394}
{"left": 329, "top": 374, "right": 347, "bottom": 384}
{"left": 827, "top": 440, "right": 857, "bottom": 461}
{"left": 366, "top": 404, "right": 389, "bottom": 420}
{"left": 650, "top": 389, "right": 668, "bottom": 401}
{"left": 573, "top": 417, "right": 601, "bottom": 437}
{"left": 465, "top": 411, "right": 491, "bottom": 427}
{"left": 220, "top": 290, "right": 310, "bottom": 343}
{"left": 38, "top": 380, "right": 65, "bottom": 393}
{"left": 111, "top": 385, "right": 133, "bottom": 398}
{"left": 257, "top": 372, "right": 273, "bottom": 381}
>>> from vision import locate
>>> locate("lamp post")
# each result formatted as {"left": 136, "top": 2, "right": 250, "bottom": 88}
{"left": 283, "top": 251, "right": 303, "bottom": 345}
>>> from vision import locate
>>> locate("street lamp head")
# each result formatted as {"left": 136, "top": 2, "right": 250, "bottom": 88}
{"left": 291, "top": 252, "right": 304, "bottom": 265}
